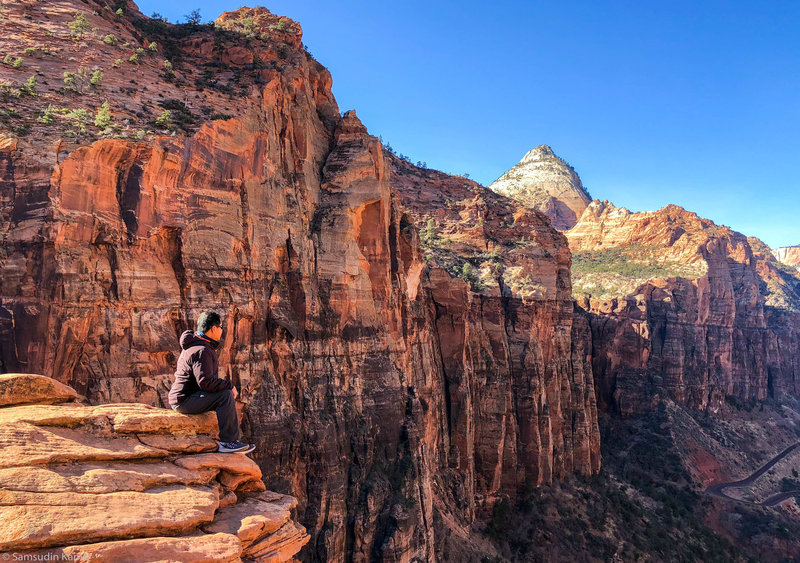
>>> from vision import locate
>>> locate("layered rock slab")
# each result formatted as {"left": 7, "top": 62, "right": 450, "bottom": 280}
{"left": 0, "top": 374, "right": 308, "bottom": 561}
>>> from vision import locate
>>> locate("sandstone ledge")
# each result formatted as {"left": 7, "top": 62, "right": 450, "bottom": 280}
{"left": 0, "top": 374, "right": 308, "bottom": 562}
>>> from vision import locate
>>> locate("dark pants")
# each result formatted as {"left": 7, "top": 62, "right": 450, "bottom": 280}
{"left": 171, "top": 389, "right": 241, "bottom": 442}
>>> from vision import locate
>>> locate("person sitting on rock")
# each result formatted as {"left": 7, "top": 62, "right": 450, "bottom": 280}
{"left": 168, "top": 311, "right": 255, "bottom": 454}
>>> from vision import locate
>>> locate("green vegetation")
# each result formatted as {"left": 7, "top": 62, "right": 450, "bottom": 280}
{"left": 129, "top": 52, "right": 139, "bottom": 64}
{"left": 89, "top": 70, "right": 103, "bottom": 87}
{"left": 725, "top": 395, "right": 759, "bottom": 412}
{"left": 457, "top": 262, "right": 484, "bottom": 291}
{"left": 68, "top": 13, "right": 91, "bottom": 40}
{"left": 155, "top": 109, "right": 171, "bottom": 126}
{"left": 573, "top": 246, "right": 687, "bottom": 278}
{"left": 2, "top": 54, "right": 12, "bottom": 65}
{"left": 40, "top": 104, "right": 56, "bottom": 124}
{"left": 737, "top": 508, "right": 794, "bottom": 542}
{"left": 0, "top": 104, "right": 27, "bottom": 136}
{"left": 156, "top": 99, "right": 195, "bottom": 130}
{"left": 487, "top": 498, "right": 512, "bottom": 538}
{"left": 23, "top": 47, "right": 36, "bottom": 56}
{"left": 162, "top": 59, "right": 175, "bottom": 82}
{"left": 419, "top": 218, "right": 439, "bottom": 249}
{"left": 64, "top": 108, "right": 91, "bottom": 133}
{"left": 115, "top": 8, "right": 123, "bottom": 16}
{"left": 779, "top": 477, "right": 800, "bottom": 492}
{"left": 63, "top": 68, "right": 91, "bottom": 93}
{"left": 0, "top": 80, "right": 21, "bottom": 100}
{"left": 275, "top": 18, "right": 288, "bottom": 32}
{"left": 148, "top": 42, "right": 158, "bottom": 52}
{"left": 12, "top": 57, "right": 23, "bottom": 69}
{"left": 94, "top": 101, "right": 111, "bottom": 128}
{"left": 112, "top": 58, "right": 123, "bottom": 68}
{"left": 760, "top": 258, "right": 800, "bottom": 311}
{"left": 103, "top": 34, "right": 118, "bottom": 46}
{"left": 22, "top": 75, "right": 36, "bottom": 96}
{"left": 571, "top": 243, "right": 707, "bottom": 300}
{"left": 214, "top": 16, "right": 258, "bottom": 38}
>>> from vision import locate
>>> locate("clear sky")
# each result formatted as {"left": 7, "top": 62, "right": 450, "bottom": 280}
{"left": 135, "top": 1, "right": 800, "bottom": 248}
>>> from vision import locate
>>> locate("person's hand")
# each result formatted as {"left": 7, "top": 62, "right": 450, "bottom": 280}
{"left": 231, "top": 386, "right": 239, "bottom": 400}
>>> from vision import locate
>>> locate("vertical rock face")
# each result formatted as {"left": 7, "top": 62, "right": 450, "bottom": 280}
{"left": 488, "top": 145, "right": 592, "bottom": 230}
{"left": 566, "top": 201, "right": 800, "bottom": 415}
{"left": 0, "top": 1, "right": 600, "bottom": 560}
{"left": 773, "top": 245, "right": 800, "bottom": 270}
{"left": 388, "top": 156, "right": 601, "bottom": 498}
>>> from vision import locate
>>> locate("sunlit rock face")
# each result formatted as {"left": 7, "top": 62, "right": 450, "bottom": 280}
{"left": 0, "top": 373, "right": 309, "bottom": 562}
{"left": 489, "top": 144, "right": 591, "bottom": 230}
{"left": 0, "top": 1, "right": 600, "bottom": 560}
{"left": 773, "top": 245, "right": 800, "bottom": 270}
{"left": 566, "top": 201, "right": 800, "bottom": 416}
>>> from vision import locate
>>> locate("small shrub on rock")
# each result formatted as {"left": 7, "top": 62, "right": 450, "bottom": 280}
{"left": 94, "top": 101, "right": 111, "bottom": 127}
{"left": 22, "top": 75, "right": 36, "bottom": 95}
{"left": 68, "top": 13, "right": 91, "bottom": 40}
{"left": 40, "top": 104, "right": 56, "bottom": 124}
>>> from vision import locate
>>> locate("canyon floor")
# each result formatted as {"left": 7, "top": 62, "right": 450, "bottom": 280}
{"left": 464, "top": 400, "right": 800, "bottom": 562}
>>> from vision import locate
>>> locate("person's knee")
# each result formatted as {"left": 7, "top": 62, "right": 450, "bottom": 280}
{"left": 217, "top": 388, "right": 235, "bottom": 406}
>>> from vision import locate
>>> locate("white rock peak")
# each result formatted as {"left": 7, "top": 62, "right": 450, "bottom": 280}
{"left": 489, "top": 145, "right": 592, "bottom": 230}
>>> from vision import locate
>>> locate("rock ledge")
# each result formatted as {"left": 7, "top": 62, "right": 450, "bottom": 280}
{"left": 0, "top": 374, "right": 308, "bottom": 562}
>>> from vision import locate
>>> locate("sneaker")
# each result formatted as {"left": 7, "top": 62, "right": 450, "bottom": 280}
{"left": 218, "top": 441, "right": 256, "bottom": 454}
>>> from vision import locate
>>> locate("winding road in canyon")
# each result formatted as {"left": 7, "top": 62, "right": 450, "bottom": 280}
{"left": 706, "top": 442, "right": 800, "bottom": 507}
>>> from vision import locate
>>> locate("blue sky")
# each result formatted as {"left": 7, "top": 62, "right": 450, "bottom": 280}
{"left": 136, "top": 1, "right": 800, "bottom": 248}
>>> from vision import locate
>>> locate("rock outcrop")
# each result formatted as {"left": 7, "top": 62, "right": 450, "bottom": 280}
{"left": 773, "top": 245, "right": 800, "bottom": 270}
{"left": 0, "top": 373, "right": 308, "bottom": 561}
{"left": 0, "top": 1, "right": 600, "bottom": 560}
{"left": 566, "top": 201, "right": 800, "bottom": 415}
{"left": 488, "top": 145, "right": 591, "bottom": 230}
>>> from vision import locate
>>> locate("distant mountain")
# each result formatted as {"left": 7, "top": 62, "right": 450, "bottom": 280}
{"left": 566, "top": 198, "right": 800, "bottom": 415}
{"left": 772, "top": 245, "right": 800, "bottom": 270}
{"left": 488, "top": 144, "right": 592, "bottom": 230}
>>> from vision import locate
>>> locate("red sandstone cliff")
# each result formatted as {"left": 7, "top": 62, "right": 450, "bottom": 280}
{"left": 566, "top": 200, "right": 800, "bottom": 415}
{"left": 0, "top": 1, "right": 600, "bottom": 559}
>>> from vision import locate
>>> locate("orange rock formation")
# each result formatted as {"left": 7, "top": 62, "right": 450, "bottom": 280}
{"left": 0, "top": 1, "right": 600, "bottom": 559}
{"left": 0, "top": 373, "right": 308, "bottom": 561}
{"left": 566, "top": 201, "right": 800, "bottom": 415}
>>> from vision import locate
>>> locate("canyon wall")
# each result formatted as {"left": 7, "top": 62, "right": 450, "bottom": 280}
{"left": 0, "top": 2, "right": 599, "bottom": 560}
{"left": 773, "top": 245, "right": 800, "bottom": 270}
{"left": 567, "top": 201, "right": 800, "bottom": 415}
